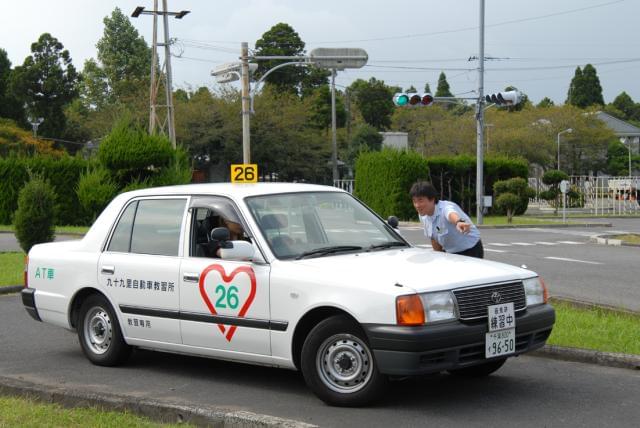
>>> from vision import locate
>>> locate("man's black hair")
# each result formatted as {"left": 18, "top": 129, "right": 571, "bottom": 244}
{"left": 409, "top": 181, "right": 439, "bottom": 203}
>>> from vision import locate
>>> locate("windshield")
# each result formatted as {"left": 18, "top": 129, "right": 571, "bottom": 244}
{"left": 245, "top": 191, "right": 406, "bottom": 259}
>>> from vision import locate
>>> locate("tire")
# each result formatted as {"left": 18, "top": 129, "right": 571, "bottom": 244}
{"left": 448, "top": 358, "right": 507, "bottom": 377}
{"left": 300, "top": 315, "right": 387, "bottom": 407}
{"left": 77, "top": 294, "right": 131, "bottom": 366}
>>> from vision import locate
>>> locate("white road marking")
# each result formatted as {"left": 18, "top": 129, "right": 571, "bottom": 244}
{"left": 485, "top": 248, "right": 507, "bottom": 253}
{"left": 544, "top": 257, "right": 602, "bottom": 265}
{"left": 557, "top": 241, "right": 585, "bottom": 245}
{"left": 534, "top": 241, "right": 558, "bottom": 245}
{"left": 487, "top": 243, "right": 512, "bottom": 247}
{"left": 512, "top": 242, "right": 535, "bottom": 246}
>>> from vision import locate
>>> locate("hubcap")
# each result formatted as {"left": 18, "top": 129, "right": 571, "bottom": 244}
{"left": 84, "top": 306, "right": 112, "bottom": 355}
{"left": 316, "top": 334, "right": 373, "bottom": 394}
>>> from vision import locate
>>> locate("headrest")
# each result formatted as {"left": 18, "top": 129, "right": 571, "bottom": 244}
{"left": 260, "top": 213, "right": 288, "bottom": 230}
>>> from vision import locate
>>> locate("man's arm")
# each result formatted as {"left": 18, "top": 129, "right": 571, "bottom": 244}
{"left": 431, "top": 238, "right": 444, "bottom": 252}
{"left": 447, "top": 211, "right": 471, "bottom": 234}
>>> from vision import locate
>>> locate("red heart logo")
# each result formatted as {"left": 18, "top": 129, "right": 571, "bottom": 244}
{"left": 198, "top": 264, "right": 257, "bottom": 342}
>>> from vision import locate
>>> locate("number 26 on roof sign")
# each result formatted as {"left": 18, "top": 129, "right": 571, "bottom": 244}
{"left": 231, "top": 164, "right": 258, "bottom": 183}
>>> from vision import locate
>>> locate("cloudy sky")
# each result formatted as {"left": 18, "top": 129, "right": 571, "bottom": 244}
{"left": 1, "top": 0, "right": 638, "bottom": 104}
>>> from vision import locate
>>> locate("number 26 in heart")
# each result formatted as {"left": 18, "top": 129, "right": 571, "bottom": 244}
{"left": 215, "top": 284, "right": 239, "bottom": 309}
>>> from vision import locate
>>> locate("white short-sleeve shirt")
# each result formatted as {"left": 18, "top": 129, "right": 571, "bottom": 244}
{"left": 420, "top": 200, "right": 480, "bottom": 253}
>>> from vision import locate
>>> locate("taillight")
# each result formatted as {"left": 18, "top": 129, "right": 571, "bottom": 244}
{"left": 24, "top": 255, "right": 29, "bottom": 288}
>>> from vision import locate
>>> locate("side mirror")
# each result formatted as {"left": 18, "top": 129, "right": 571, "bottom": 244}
{"left": 219, "top": 241, "right": 255, "bottom": 261}
{"left": 210, "top": 227, "right": 230, "bottom": 242}
{"left": 387, "top": 216, "right": 399, "bottom": 229}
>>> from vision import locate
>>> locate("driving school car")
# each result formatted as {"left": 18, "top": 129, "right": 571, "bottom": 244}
{"left": 22, "top": 183, "right": 555, "bottom": 406}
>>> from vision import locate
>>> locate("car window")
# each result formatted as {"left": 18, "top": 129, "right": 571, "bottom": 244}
{"left": 129, "top": 199, "right": 187, "bottom": 256}
{"left": 107, "top": 201, "right": 137, "bottom": 252}
{"left": 246, "top": 192, "right": 403, "bottom": 259}
{"left": 189, "top": 197, "right": 250, "bottom": 258}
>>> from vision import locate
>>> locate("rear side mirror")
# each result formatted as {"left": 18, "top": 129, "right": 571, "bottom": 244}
{"left": 219, "top": 241, "right": 255, "bottom": 261}
{"left": 387, "top": 216, "right": 399, "bottom": 229}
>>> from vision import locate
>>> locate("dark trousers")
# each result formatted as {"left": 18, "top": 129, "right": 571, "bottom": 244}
{"left": 452, "top": 240, "right": 484, "bottom": 259}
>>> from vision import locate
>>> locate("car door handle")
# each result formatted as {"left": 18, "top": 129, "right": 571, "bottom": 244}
{"left": 101, "top": 265, "right": 115, "bottom": 275}
{"left": 183, "top": 273, "right": 199, "bottom": 283}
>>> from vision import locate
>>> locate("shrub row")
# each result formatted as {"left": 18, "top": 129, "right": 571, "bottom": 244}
{"left": 0, "top": 156, "right": 89, "bottom": 225}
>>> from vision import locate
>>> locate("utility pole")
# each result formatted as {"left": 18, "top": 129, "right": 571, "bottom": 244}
{"left": 132, "top": 2, "right": 189, "bottom": 149}
{"left": 331, "top": 69, "right": 339, "bottom": 182}
{"left": 241, "top": 42, "right": 251, "bottom": 164}
{"left": 476, "top": 0, "right": 486, "bottom": 224}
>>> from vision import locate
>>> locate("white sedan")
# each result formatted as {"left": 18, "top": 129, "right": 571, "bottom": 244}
{"left": 22, "top": 183, "right": 555, "bottom": 406}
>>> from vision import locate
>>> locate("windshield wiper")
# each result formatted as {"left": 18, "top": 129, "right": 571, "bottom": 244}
{"left": 367, "top": 241, "right": 408, "bottom": 251}
{"left": 295, "top": 245, "right": 363, "bottom": 260}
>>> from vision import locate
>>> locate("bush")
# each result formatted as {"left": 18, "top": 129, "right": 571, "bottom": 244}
{"left": 493, "top": 177, "right": 535, "bottom": 216}
{"left": 541, "top": 170, "right": 569, "bottom": 214}
{"left": 354, "top": 148, "right": 429, "bottom": 220}
{"left": 495, "top": 193, "right": 521, "bottom": 223}
{"left": 0, "top": 156, "right": 88, "bottom": 225}
{"left": 76, "top": 167, "right": 119, "bottom": 223}
{"left": 150, "top": 147, "right": 193, "bottom": 187}
{"left": 13, "top": 173, "right": 56, "bottom": 253}
{"left": 98, "top": 120, "right": 174, "bottom": 185}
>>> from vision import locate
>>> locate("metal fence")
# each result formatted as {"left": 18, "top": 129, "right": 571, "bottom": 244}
{"left": 529, "top": 176, "right": 640, "bottom": 215}
{"left": 334, "top": 179, "right": 355, "bottom": 194}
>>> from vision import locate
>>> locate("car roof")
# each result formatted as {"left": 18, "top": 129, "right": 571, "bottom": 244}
{"left": 120, "top": 182, "right": 345, "bottom": 200}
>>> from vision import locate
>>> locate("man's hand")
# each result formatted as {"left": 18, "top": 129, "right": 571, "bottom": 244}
{"left": 431, "top": 239, "right": 444, "bottom": 252}
{"left": 456, "top": 221, "right": 471, "bottom": 234}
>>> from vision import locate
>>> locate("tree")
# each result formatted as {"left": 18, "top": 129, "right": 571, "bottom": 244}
{"left": 537, "top": 97, "right": 555, "bottom": 108}
{"left": 347, "top": 124, "right": 383, "bottom": 165}
{"left": 0, "top": 49, "right": 25, "bottom": 123}
{"left": 348, "top": 78, "right": 395, "bottom": 130}
{"left": 424, "top": 83, "right": 432, "bottom": 93}
{"left": 493, "top": 177, "right": 534, "bottom": 222}
{"left": 14, "top": 172, "right": 56, "bottom": 253}
{"left": 309, "top": 85, "right": 345, "bottom": 130}
{"left": 80, "top": 7, "right": 151, "bottom": 108}
{"left": 254, "top": 23, "right": 325, "bottom": 95}
{"left": 405, "top": 85, "right": 417, "bottom": 93}
{"left": 9, "top": 33, "right": 79, "bottom": 138}
{"left": 435, "top": 72, "right": 453, "bottom": 97}
{"left": 566, "top": 64, "right": 604, "bottom": 108}
{"left": 609, "top": 92, "right": 639, "bottom": 123}
{"left": 541, "top": 170, "right": 569, "bottom": 214}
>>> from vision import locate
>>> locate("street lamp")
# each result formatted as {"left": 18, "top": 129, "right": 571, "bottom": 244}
{"left": 557, "top": 128, "right": 572, "bottom": 171}
{"left": 28, "top": 117, "right": 44, "bottom": 138}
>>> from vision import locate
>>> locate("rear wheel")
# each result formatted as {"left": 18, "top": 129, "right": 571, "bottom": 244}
{"left": 77, "top": 294, "right": 131, "bottom": 366}
{"left": 448, "top": 358, "right": 507, "bottom": 377}
{"left": 301, "top": 315, "right": 387, "bottom": 406}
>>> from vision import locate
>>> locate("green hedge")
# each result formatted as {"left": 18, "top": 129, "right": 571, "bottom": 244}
{"left": 425, "top": 155, "right": 529, "bottom": 215}
{"left": 354, "top": 149, "right": 430, "bottom": 220}
{"left": 0, "top": 156, "right": 88, "bottom": 225}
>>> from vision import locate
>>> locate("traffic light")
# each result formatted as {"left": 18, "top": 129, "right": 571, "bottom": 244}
{"left": 393, "top": 93, "right": 434, "bottom": 107}
{"left": 485, "top": 90, "right": 520, "bottom": 106}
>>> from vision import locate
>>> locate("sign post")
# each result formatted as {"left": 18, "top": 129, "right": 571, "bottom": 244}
{"left": 560, "top": 180, "right": 569, "bottom": 224}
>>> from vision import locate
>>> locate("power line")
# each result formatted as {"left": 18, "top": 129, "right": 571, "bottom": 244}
{"left": 308, "top": 0, "right": 625, "bottom": 44}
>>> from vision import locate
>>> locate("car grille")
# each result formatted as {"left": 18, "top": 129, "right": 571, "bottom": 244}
{"left": 453, "top": 281, "right": 526, "bottom": 320}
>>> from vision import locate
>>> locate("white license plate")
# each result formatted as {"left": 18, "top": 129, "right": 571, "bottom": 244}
{"left": 487, "top": 302, "right": 515, "bottom": 332}
{"left": 485, "top": 328, "right": 516, "bottom": 358}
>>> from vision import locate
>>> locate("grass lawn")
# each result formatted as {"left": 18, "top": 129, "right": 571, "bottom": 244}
{"left": 0, "top": 225, "right": 89, "bottom": 235}
{"left": 0, "top": 395, "right": 192, "bottom": 427}
{"left": 0, "top": 252, "right": 24, "bottom": 287}
{"left": 613, "top": 234, "right": 640, "bottom": 245}
{"left": 548, "top": 301, "right": 640, "bottom": 355}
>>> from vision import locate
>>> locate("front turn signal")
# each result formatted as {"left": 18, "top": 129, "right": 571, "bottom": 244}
{"left": 396, "top": 294, "right": 425, "bottom": 326}
{"left": 540, "top": 277, "right": 549, "bottom": 303}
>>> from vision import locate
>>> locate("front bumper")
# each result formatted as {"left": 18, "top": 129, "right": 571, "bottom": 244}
{"left": 363, "top": 304, "right": 555, "bottom": 376}
{"left": 21, "top": 288, "right": 41, "bottom": 322}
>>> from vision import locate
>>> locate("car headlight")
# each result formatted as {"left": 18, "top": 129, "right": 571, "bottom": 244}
{"left": 420, "top": 291, "right": 457, "bottom": 323}
{"left": 523, "top": 276, "right": 548, "bottom": 306}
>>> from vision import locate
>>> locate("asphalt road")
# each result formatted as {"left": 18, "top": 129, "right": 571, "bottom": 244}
{"left": 1, "top": 294, "right": 638, "bottom": 427}
{"left": 400, "top": 218, "right": 640, "bottom": 312}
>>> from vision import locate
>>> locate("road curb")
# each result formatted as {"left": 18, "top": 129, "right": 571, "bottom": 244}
{"left": 531, "top": 345, "right": 640, "bottom": 371}
{"left": 0, "top": 286, "right": 23, "bottom": 295}
{"left": 589, "top": 234, "right": 640, "bottom": 247}
{"left": 0, "top": 375, "right": 316, "bottom": 428}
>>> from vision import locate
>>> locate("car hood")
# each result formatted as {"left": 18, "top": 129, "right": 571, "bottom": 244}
{"left": 282, "top": 247, "right": 534, "bottom": 295}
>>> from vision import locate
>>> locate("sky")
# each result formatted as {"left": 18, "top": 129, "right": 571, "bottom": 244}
{"left": 1, "top": 0, "right": 638, "bottom": 105}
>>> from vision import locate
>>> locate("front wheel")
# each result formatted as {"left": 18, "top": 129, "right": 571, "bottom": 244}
{"left": 77, "top": 294, "right": 131, "bottom": 366}
{"left": 301, "top": 315, "right": 387, "bottom": 407}
{"left": 448, "top": 358, "right": 507, "bottom": 377}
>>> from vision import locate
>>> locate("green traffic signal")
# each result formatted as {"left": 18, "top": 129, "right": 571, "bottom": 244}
{"left": 394, "top": 94, "right": 409, "bottom": 106}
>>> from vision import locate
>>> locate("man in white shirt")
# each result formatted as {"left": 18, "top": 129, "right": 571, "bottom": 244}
{"left": 410, "top": 181, "right": 484, "bottom": 258}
